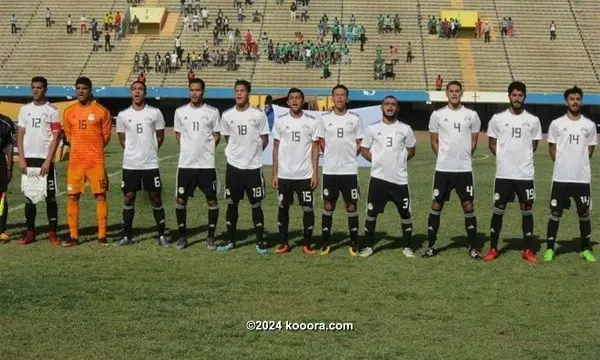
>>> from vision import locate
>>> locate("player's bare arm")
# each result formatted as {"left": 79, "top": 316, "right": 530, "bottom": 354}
{"left": 17, "top": 126, "right": 27, "bottom": 174}
{"left": 271, "top": 139, "right": 279, "bottom": 189}
{"left": 260, "top": 134, "right": 268, "bottom": 150}
{"left": 175, "top": 131, "right": 181, "bottom": 143}
{"left": 40, "top": 130, "right": 61, "bottom": 176}
{"left": 156, "top": 129, "right": 165, "bottom": 148}
{"left": 471, "top": 133, "right": 479, "bottom": 155}
{"left": 355, "top": 138, "right": 362, "bottom": 156}
{"left": 118, "top": 132, "right": 126, "bottom": 149}
{"left": 407, "top": 146, "right": 416, "bottom": 160}
{"left": 4, "top": 140, "right": 13, "bottom": 183}
{"left": 310, "top": 141, "right": 319, "bottom": 190}
{"left": 360, "top": 147, "right": 372, "bottom": 162}
{"left": 429, "top": 132, "right": 439, "bottom": 156}
{"left": 548, "top": 143, "right": 556, "bottom": 161}
{"left": 588, "top": 145, "right": 595, "bottom": 158}
{"left": 213, "top": 132, "right": 221, "bottom": 146}
{"left": 532, "top": 140, "right": 539, "bottom": 153}
{"left": 488, "top": 136, "right": 497, "bottom": 156}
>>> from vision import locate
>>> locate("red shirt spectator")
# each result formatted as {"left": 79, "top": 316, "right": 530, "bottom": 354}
{"left": 435, "top": 74, "right": 443, "bottom": 90}
{"left": 251, "top": 41, "right": 258, "bottom": 54}
{"left": 245, "top": 30, "right": 253, "bottom": 44}
{"left": 296, "top": 31, "right": 303, "bottom": 42}
{"left": 114, "top": 12, "right": 121, "bottom": 27}
{"left": 137, "top": 72, "right": 146, "bottom": 83}
{"left": 475, "top": 18, "right": 482, "bottom": 38}
{"left": 187, "top": 70, "right": 195, "bottom": 81}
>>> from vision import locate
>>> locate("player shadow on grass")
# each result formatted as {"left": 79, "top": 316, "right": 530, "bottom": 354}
{"left": 435, "top": 232, "right": 487, "bottom": 254}
{"left": 497, "top": 236, "right": 542, "bottom": 255}
{"left": 555, "top": 238, "right": 599, "bottom": 257}
{"left": 373, "top": 233, "right": 428, "bottom": 254}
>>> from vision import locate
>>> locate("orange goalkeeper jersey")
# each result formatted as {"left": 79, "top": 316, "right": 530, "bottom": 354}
{"left": 63, "top": 101, "right": 112, "bottom": 169}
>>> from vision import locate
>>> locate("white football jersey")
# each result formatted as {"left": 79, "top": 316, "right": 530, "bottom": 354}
{"left": 17, "top": 102, "right": 60, "bottom": 159}
{"left": 547, "top": 114, "right": 597, "bottom": 184}
{"left": 273, "top": 111, "right": 320, "bottom": 180}
{"left": 362, "top": 120, "right": 416, "bottom": 186}
{"left": 221, "top": 105, "right": 269, "bottom": 170}
{"left": 317, "top": 111, "right": 364, "bottom": 175}
{"left": 116, "top": 104, "right": 166, "bottom": 170}
{"left": 174, "top": 103, "right": 221, "bottom": 169}
{"left": 487, "top": 109, "right": 542, "bottom": 180}
{"left": 428, "top": 105, "right": 481, "bottom": 172}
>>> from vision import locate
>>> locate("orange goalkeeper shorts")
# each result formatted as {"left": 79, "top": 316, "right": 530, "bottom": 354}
{"left": 67, "top": 167, "right": 108, "bottom": 195}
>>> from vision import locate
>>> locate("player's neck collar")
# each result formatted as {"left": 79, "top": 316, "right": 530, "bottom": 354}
{"left": 236, "top": 103, "right": 250, "bottom": 111}
{"left": 566, "top": 112, "right": 581, "bottom": 121}
{"left": 333, "top": 108, "right": 347, "bottom": 116}
{"left": 189, "top": 101, "right": 204, "bottom": 109}
{"left": 132, "top": 103, "right": 147, "bottom": 111}
{"left": 289, "top": 110, "right": 303, "bottom": 118}
{"left": 446, "top": 104, "right": 463, "bottom": 111}
{"left": 32, "top": 100, "right": 48, "bottom": 106}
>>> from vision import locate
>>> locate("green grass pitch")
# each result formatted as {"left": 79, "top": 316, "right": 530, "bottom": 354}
{"left": 1, "top": 131, "right": 600, "bottom": 359}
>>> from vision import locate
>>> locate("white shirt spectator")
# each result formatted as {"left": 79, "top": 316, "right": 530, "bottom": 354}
{"left": 547, "top": 114, "right": 597, "bottom": 184}
{"left": 487, "top": 109, "right": 542, "bottom": 180}
{"left": 174, "top": 103, "right": 221, "bottom": 169}
{"left": 116, "top": 105, "right": 166, "bottom": 170}
{"left": 202, "top": 8, "right": 208, "bottom": 19}
{"left": 428, "top": 105, "right": 481, "bottom": 172}
{"left": 221, "top": 105, "right": 269, "bottom": 170}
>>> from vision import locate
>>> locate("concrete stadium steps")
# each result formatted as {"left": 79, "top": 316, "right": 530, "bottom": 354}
{"left": 0, "top": 0, "right": 128, "bottom": 86}
{"left": 420, "top": 0, "right": 463, "bottom": 89}
{"left": 131, "top": 0, "right": 262, "bottom": 87}
{"left": 463, "top": 0, "right": 512, "bottom": 91}
{"left": 571, "top": 0, "right": 600, "bottom": 82}
{"left": 0, "top": 1, "right": 41, "bottom": 71}
{"left": 252, "top": 0, "right": 343, "bottom": 89}
{"left": 495, "top": 0, "right": 599, "bottom": 93}
{"left": 338, "top": 0, "right": 425, "bottom": 90}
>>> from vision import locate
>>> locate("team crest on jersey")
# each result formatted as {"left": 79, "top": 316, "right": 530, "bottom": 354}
{"left": 523, "top": 122, "right": 530, "bottom": 128}
{"left": 144, "top": 117, "right": 153, "bottom": 122}
{"left": 580, "top": 127, "right": 589, "bottom": 135}
{"left": 88, "top": 113, "right": 95, "bottom": 121}
{"left": 345, "top": 121, "right": 353, "bottom": 126}
{"left": 302, "top": 124, "right": 311, "bottom": 132}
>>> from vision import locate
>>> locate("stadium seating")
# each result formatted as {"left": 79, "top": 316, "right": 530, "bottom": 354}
{"left": 0, "top": 0, "right": 129, "bottom": 86}
{"left": 0, "top": 0, "right": 598, "bottom": 93}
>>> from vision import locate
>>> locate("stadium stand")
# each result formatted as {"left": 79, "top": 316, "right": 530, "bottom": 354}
{"left": 0, "top": 0, "right": 129, "bottom": 86}
{"left": 495, "top": 0, "right": 599, "bottom": 92}
{"left": 0, "top": 0, "right": 598, "bottom": 93}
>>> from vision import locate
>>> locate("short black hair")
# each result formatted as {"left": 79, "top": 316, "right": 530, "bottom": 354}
{"left": 381, "top": 95, "right": 399, "bottom": 105}
{"left": 331, "top": 84, "right": 349, "bottom": 96}
{"left": 130, "top": 80, "right": 147, "bottom": 94}
{"left": 31, "top": 76, "right": 48, "bottom": 89}
{"left": 287, "top": 87, "right": 304, "bottom": 100}
{"left": 75, "top": 76, "right": 93, "bottom": 89}
{"left": 564, "top": 86, "right": 583, "bottom": 100}
{"left": 446, "top": 80, "right": 463, "bottom": 90}
{"left": 234, "top": 79, "right": 251, "bottom": 92}
{"left": 189, "top": 78, "right": 205, "bottom": 90}
{"left": 508, "top": 81, "right": 526, "bottom": 95}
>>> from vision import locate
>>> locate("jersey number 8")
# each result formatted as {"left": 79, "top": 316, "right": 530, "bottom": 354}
{"left": 337, "top": 128, "right": 344, "bottom": 138}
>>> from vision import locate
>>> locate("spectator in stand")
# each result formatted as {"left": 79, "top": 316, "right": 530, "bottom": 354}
{"left": 201, "top": 7, "right": 208, "bottom": 28}
{"left": 213, "top": 26, "right": 219, "bottom": 46}
{"left": 390, "top": 45, "right": 398, "bottom": 64}
{"left": 193, "top": 12, "right": 200, "bottom": 31}
{"left": 300, "top": 3, "right": 308, "bottom": 22}
{"left": 507, "top": 17, "right": 514, "bottom": 36}
{"left": 107, "top": 12, "right": 114, "bottom": 30}
{"left": 10, "top": 14, "right": 17, "bottom": 34}
{"left": 92, "top": 31, "right": 100, "bottom": 51}
{"left": 224, "top": 16, "right": 230, "bottom": 33}
{"left": 359, "top": 31, "right": 366, "bottom": 52}
{"left": 132, "top": 15, "right": 140, "bottom": 34}
{"left": 550, "top": 21, "right": 556, "bottom": 40}
{"left": 475, "top": 18, "right": 482, "bottom": 39}
{"left": 155, "top": 52, "right": 161, "bottom": 73}
{"left": 237, "top": 6, "right": 244, "bottom": 22}
{"left": 187, "top": 69, "right": 195, "bottom": 81}
{"left": 264, "top": 95, "right": 274, "bottom": 130}
{"left": 252, "top": 10, "right": 262, "bottom": 23}
{"left": 91, "top": 18, "right": 98, "bottom": 34}
{"left": 228, "top": 29, "right": 235, "bottom": 49}
{"left": 183, "top": 14, "right": 189, "bottom": 31}
{"left": 435, "top": 74, "right": 443, "bottom": 90}
{"left": 394, "top": 14, "right": 401, "bottom": 34}
{"left": 175, "top": 36, "right": 182, "bottom": 59}
{"left": 137, "top": 72, "right": 146, "bottom": 84}
{"left": 81, "top": 15, "right": 87, "bottom": 34}
{"left": 501, "top": 17, "right": 507, "bottom": 36}
{"left": 406, "top": 41, "right": 412, "bottom": 63}
{"left": 143, "top": 53, "right": 150, "bottom": 72}
{"left": 245, "top": 29, "right": 253, "bottom": 44}
{"left": 484, "top": 22, "right": 491, "bottom": 43}
{"left": 45, "top": 8, "right": 52, "bottom": 28}
{"left": 349, "top": 14, "right": 356, "bottom": 25}
{"left": 104, "top": 31, "right": 111, "bottom": 51}
{"left": 66, "top": 15, "right": 73, "bottom": 34}
{"left": 114, "top": 11, "right": 122, "bottom": 30}
{"left": 103, "top": 12, "right": 110, "bottom": 29}
{"left": 290, "top": 2, "right": 297, "bottom": 23}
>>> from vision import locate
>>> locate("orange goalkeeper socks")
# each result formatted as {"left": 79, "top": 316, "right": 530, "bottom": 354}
{"left": 67, "top": 196, "right": 79, "bottom": 239}
{"left": 96, "top": 196, "right": 108, "bottom": 238}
